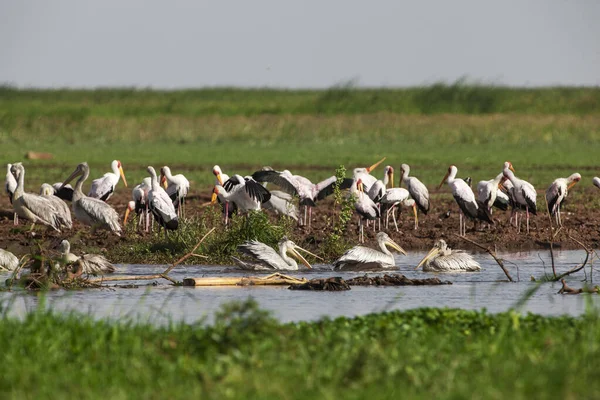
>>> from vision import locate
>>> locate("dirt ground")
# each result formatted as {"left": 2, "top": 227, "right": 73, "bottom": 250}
{"left": 2, "top": 185, "right": 600, "bottom": 263}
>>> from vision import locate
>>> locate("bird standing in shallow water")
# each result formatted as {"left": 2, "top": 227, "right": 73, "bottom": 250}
{"left": 416, "top": 239, "right": 480, "bottom": 272}
{"left": 233, "top": 238, "right": 321, "bottom": 271}
{"left": 333, "top": 232, "right": 406, "bottom": 271}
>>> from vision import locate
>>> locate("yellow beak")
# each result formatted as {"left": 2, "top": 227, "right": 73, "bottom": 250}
{"left": 123, "top": 207, "right": 131, "bottom": 226}
{"left": 289, "top": 247, "right": 312, "bottom": 269}
{"left": 366, "top": 157, "right": 386, "bottom": 173}
{"left": 385, "top": 238, "right": 407, "bottom": 256}
{"left": 415, "top": 247, "right": 440, "bottom": 270}
{"left": 216, "top": 173, "right": 224, "bottom": 186}
{"left": 567, "top": 181, "right": 578, "bottom": 190}
{"left": 438, "top": 171, "right": 450, "bottom": 189}
{"left": 119, "top": 166, "right": 128, "bottom": 187}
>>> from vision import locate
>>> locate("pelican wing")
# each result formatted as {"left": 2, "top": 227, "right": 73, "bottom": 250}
{"left": 88, "top": 175, "right": 116, "bottom": 201}
{"left": 251, "top": 169, "right": 299, "bottom": 196}
{"left": 80, "top": 254, "right": 116, "bottom": 274}
{"left": 78, "top": 197, "right": 120, "bottom": 226}
{"left": 315, "top": 177, "right": 354, "bottom": 201}
{"left": 333, "top": 245, "right": 394, "bottom": 270}
{"left": 407, "top": 178, "right": 430, "bottom": 214}
{"left": 0, "top": 249, "right": 19, "bottom": 271}
{"left": 237, "top": 240, "right": 284, "bottom": 269}
{"left": 20, "top": 193, "right": 60, "bottom": 226}
{"left": 425, "top": 250, "right": 481, "bottom": 272}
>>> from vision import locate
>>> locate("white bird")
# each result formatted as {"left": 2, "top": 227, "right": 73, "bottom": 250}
{"left": 477, "top": 173, "right": 509, "bottom": 214}
{"left": 233, "top": 238, "right": 321, "bottom": 271}
{"left": 352, "top": 178, "right": 380, "bottom": 243}
{"left": 367, "top": 165, "right": 395, "bottom": 201}
{"left": 10, "top": 163, "right": 62, "bottom": 232}
{"left": 124, "top": 177, "right": 151, "bottom": 231}
{"left": 212, "top": 175, "right": 271, "bottom": 213}
{"left": 252, "top": 167, "right": 353, "bottom": 227}
{"left": 212, "top": 165, "right": 233, "bottom": 224}
{"left": 333, "top": 232, "right": 407, "bottom": 271}
{"left": 5, "top": 163, "right": 18, "bottom": 225}
{"left": 61, "top": 162, "right": 122, "bottom": 235}
{"left": 58, "top": 240, "right": 116, "bottom": 275}
{"left": 439, "top": 165, "right": 492, "bottom": 236}
{"left": 400, "top": 164, "right": 430, "bottom": 220}
{"left": 352, "top": 157, "right": 387, "bottom": 193}
{"left": 160, "top": 166, "right": 190, "bottom": 218}
{"left": 416, "top": 239, "right": 481, "bottom": 272}
{"left": 379, "top": 188, "right": 418, "bottom": 231}
{"left": 39, "top": 183, "right": 73, "bottom": 230}
{"left": 88, "top": 160, "right": 127, "bottom": 201}
{"left": 0, "top": 248, "right": 19, "bottom": 271}
{"left": 546, "top": 173, "right": 581, "bottom": 226}
{"left": 593, "top": 177, "right": 600, "bottom": 190}
{"left": 148, "top": 166, "right": 179, "bottom": 232}
{"left": 502, "top": 161, "right": 537, "bottom": 233}
{"left": 263, "top": 190, "right": 299, "bottom": 221}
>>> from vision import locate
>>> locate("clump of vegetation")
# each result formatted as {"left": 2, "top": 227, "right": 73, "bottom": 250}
{"left": 0, "top": 299, "right": 599, "bottom": 398}
{"left": 321, "top": 165, "right": 355, "bottom": 259}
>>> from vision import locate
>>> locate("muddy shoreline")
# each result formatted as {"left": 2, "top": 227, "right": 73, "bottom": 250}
{"left": 2, "top": 187, "right": 599, "bottom": 264}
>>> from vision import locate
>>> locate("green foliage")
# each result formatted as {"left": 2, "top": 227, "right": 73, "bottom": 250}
{"left": 0, "top": 302, "right": 599, "bottom": 399}
{"left": 321, "top": 165, "right": 355, "bottom": 259}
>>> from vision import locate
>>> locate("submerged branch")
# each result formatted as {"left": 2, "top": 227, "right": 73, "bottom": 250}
{"left": 453, "top": 234, "right": 514, "bottom": 282}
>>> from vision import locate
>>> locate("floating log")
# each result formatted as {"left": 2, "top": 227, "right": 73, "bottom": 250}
{"left": 346, "top": 274, "right": 452, "bottom": 286}
{"left": 182, "top": 273, "right": 307, "bottom": 287}
{"left": 289, "top": 277, "right": 350, "bottom": 291}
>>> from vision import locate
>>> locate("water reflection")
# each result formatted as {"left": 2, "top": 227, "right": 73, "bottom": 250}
{"left": 0, "top": 249, "right": 598, "bottom": 324}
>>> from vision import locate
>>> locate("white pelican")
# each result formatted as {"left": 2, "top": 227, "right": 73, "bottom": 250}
{"left": 263, "top": 190, "right": 299, "bottom": 221}
{"left": 148, "top": 166, "right": 179, "bottom": 231}
{"left": 160, "top": 166, "right": 190, "bottom": 217}
{"left": 439, "top": 165, "right": 492, "bottom": 236}
{"left": 352, "top": 157, "right": 387, "bottom": 193}
{"left": 124, "top": 177, "right": 151, "bottom": 231}
{"left": 233, "top": 238, "right": 321, "bottom": 271}
{"left": 352, "top": 179, "right": 380, "bottom": 243}
{"left": 333, "top": 232, "right": 406, "bottom": 271}
{"left": 52, "top": 182, "right": 74, "bottom": 201}
{"left": 252, "top": 167, "right": 353, "bottom": 226}
{"left": 502, "top": 161, "right": 537, "bottom": 233}
{"left": 594, "top": 177, "right": 600, "bottom": 190}
{"left": 477, "top": 173, "right": 508, "bottom": 214}
{"left": 39, "top": 183, "right": 73, "bottom": 230}
{"left": 400, "top": 164, "right": 430, "bottom": 218}
{"left": 379, "top": 188, "right": 418, "bottom": 231}
{"left": 5, "top": 163, "right": 18, "bottom": 225}
{"left": 61, "top": 162, "right": 122, "bottom": 235}
{"left": 88, "top": 160, "right": 127, "bottom": 201}
{"left": 0, "top": 248, "right": 19, "bottom": 271}
{"left": 416, "top": 239, "right": 481, "bottom": 272}
{"left": 546, "top": 173, "right": 581, "bottom": 226}
{"left": 58, "top": 240, "right": 116, "bottom": 275}
{"left": 212, "top": 175, "right": 271, "bottom": 213}
{"left": 10, "top": 163, "right": 62, "bottom": 232}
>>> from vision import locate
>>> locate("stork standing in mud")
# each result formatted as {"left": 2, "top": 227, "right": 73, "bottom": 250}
{"left": 148, "top": 166, "right": 179, "bottom": 234}
{"left": 400, "top": 164, "right": 430, "bottom": 226}
{"left": 546, "top": 173, "right": 581, "bottom": 227}
{"left": 88, "top": 160, "right": 127, "bottom": 201}
{"left": 502, "top": 161, "right": 537, "bottom": 234}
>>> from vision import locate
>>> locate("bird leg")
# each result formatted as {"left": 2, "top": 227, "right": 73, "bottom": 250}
{"left": 13, "top": 213, "right": 18, "bottom": 226}
{"left": 526, "top": 206, "right": 530, "bottom": 234}
{"left": 308, "top": 206, "right": 312, "bottom": 228}
{"left": 225, "top": 202, "right": 229, "bottom": 226}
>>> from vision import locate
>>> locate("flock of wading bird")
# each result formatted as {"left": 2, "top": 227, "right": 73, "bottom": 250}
{"left": 0, "top": 156, "right": 594, "bottom": 275}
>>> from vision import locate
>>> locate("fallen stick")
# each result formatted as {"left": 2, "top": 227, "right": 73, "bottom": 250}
{"left": 162, "top": 227, "right": 215, "bottom": 275}
{"left": 453, "top": 234, "right": 514, "bottom": 282}
{"left": 551, "top": 234, "right": 591, "bottom": 281}
{"left": 182, "top": 272, "right": 307, "bottom": 287}
{"left": 558, "top": 279, "right": 599, "bottom": 295}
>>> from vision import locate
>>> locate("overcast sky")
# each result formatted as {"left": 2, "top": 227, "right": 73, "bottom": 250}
{"left": 1, "top": 0, "right": 599, "bottom": 88}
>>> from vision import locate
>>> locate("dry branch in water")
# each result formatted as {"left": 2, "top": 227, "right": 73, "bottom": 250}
{"left": 551, "top": 234, "right": 592, "bottom": 281}
{"left": 558, "top": 279, "right": 599, "bottom": 295}
{"left": 453, "top": 234, "right": 514, "bottom": 282}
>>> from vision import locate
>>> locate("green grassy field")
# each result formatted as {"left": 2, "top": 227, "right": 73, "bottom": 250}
{"left": 1, "top": 299, "right": 599, "bottom": 399}
{"left": 1, "top": 85, "right": 600, "bottom": 191}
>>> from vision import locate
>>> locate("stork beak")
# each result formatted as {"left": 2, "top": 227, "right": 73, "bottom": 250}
{"left": 160, "top": 174, "right": 168, "bottom": 189}
{"left": 119, "top": 166, "right": 128, "bottom": 187}
{"left": 415, "top": 247, "right": 440, "bottom": 270}
{"left": 567, "top": 181, "right": 579, "bottom": 190}
{"left": 123, "top": 207, "right": 131, "bottom": 226}
{"left": 509, "top": 164, "right": 515, "bottom": 173}
{"left": 385, "top": 237, "right": 407, "bottom": 256}
{"left": 60, "top": 167, "right": 81, "bottom": 189}
{"left": 438, "top": 171, "right": 450, "bottom": 189}
{"left": 366, "top": 157, "right": 386, "bottom": 173}
{"left": 412, "top": 203, "right": 418, "bottom": 230}
{"left": 216, "top": 173, "right": 224, "bottom": 186}
{"left": 211, "top": 188, "right": 218, "bottom": 204}
{"left": 288, "top": 248, "right": 312, "bottom": 269}
{"left": 293, "top": 244, "right": 324, "bottom": 261}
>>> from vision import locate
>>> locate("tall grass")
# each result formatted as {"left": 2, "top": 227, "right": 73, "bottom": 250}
{"left": 0, "top": 299, "right": 599, "bottom": 399}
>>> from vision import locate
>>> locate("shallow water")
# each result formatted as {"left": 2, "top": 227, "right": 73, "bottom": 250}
{"left": 1, "top": 249, "right": 598, "bottom": 324}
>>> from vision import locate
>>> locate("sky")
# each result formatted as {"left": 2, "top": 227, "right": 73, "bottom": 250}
{"left": 1, "top": 0, "right": 599, "bottom": 88}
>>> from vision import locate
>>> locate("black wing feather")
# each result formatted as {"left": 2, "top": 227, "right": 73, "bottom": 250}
{"left": 316, "top": 178, "right": 354, "bottom": 201}
{"left": 251, "top": 170, "right": 298, "bottom": 196}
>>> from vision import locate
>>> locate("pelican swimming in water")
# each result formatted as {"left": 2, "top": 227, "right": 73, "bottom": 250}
{"left": 88, "top": 160, "right": 127, "bottom": 201}
{"left": 416, "top": 239, "right": 480, "bottom": 272}
{"left": 333, "top": 232, "right": 407, "bottom": 271}
{"left": 58, "top": 240, "right": 116, "bottom": 275}
{"left": 61, "top": 162, "right": 122, "bottom": 235}
{"left": 0, "top": 248, "right": 19, "bottom": 271}
{"left": 233, "top": 238, "right": 322, "bottom": 271}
